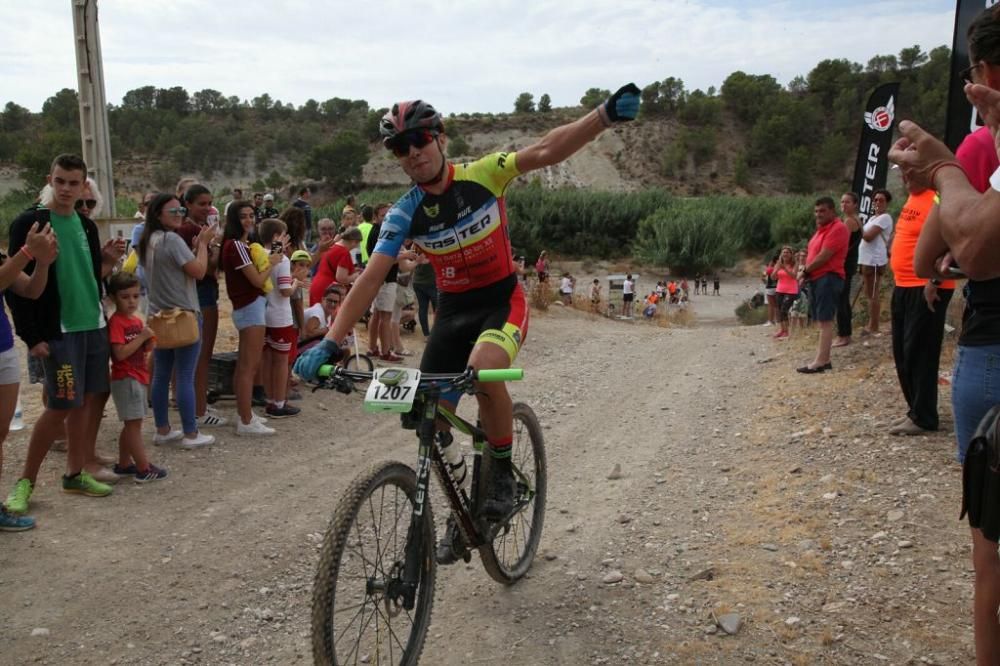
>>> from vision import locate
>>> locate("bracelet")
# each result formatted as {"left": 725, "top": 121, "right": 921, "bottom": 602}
{"left": 19, "top": 246, "right": 33, "bottom": 261}
{"left": 990, "top": 165, "right": 1000, "bottom": 193}
{"left": 928, "top": 161, "right": 965, "bottom": 189}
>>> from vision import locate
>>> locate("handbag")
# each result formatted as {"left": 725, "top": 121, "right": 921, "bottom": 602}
{"left": 147, "top": 308, "right": 199, "bottom": 349}
{"left": 145, "top": 231, "right": 199, "bottom": 349}
{"left": 961, "top": 404, "right": 1000, "bottom": 543}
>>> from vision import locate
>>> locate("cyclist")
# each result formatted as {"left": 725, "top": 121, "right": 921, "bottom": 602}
{"left": 295, "top": 84, "right": 640, "bottom": 556}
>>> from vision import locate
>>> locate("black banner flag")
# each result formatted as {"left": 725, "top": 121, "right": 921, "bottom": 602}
{"left": 852, "top": 82, "right": 900, "bottom": 226}
{"left": 945, "top": 0, "right": 995, "bottom": 150}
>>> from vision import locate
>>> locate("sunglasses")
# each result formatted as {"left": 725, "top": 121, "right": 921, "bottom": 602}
{"left": 386, "top": 130, "right": 438, "bottom": 157}
{"left": 960, "top": 62, "right": 985, "bottom": 84}
{"left": 75, "top": 199, "right": 98, "bottom": 209}
{"left": 166, "top": 207, "right": 188, "bottom": 217}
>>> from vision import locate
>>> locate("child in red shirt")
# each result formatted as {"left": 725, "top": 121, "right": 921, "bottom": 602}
{"left": 107, "top": 273, "right": 166, "bottom": 483}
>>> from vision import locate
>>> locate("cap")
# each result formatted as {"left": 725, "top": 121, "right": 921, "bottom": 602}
{"left": 263, "top": 193, "right": 275, "bottom": 201}
{"left": 290, "top": 250, "right": 312, "bottom": 263}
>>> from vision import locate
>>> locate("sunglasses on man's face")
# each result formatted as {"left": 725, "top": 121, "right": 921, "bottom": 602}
{"left": 75, "top": 199, "right": 97, "bottom": 210}
{"left": 386, "top": 130, "right": 438, "bottom": 157}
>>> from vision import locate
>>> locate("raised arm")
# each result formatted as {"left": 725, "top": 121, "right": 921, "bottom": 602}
{"left": 515, "top": 84, "right": 640, "bottom": 174}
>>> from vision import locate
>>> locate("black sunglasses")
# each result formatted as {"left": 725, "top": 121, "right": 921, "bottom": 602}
{"left": 75, "top": 199, "right": 98, "bottom": 209}
{"left": 386, "top": 130, "right": 438, "bottom": 157}
{"left": 960, "top": 62, "right": 985, "bottom": 84}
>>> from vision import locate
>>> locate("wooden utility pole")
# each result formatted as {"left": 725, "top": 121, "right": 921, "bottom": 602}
{"left": 71, "top": 0, "right": 115, "bottom": 217}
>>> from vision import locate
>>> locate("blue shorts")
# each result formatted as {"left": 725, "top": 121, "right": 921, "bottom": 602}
{"left": 953, "top": 344, "right": 1000, "bottom": 463}
{"left": 232, "top": 296, "right": 266, "bottom": 331}
{"left": 197, "top": 280, "right": 219, "bottom": 309}
{"left": 808, "top": 273, "right": 843, "bottom": 322}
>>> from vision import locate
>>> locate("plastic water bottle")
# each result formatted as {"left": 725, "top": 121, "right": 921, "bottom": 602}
{"left": 436, "top": 431, "right": 469, "bottom": 493}
{"left": 9, "top": 398, "right": 24, "bottom": 432}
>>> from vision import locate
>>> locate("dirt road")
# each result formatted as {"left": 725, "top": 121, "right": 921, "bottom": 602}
{"left": 3, "top": 283, "right": 974, "bottom": 664}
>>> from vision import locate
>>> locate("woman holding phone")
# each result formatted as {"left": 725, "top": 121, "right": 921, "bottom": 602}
{"left": 177, "top": 184, "right": 226, "bottom": 428}
{"left": 222, "top": 201, "right": 281, "bottom": 436}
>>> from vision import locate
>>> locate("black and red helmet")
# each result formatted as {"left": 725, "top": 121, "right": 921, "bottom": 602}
{"left": 379, "top": 100, "right": 444, "bottom": 144}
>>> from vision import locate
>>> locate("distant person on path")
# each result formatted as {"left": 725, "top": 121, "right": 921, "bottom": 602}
{"left": 559, "top": 273, "right": 574, "bottom": 305}
{"left": 834, "top": 191, "right": 863, "bottom": 347}
{"left": 534, "top": 251, "right": 549, "bottom": 284}
{"left": 701, "top": 276, "right": 708, "bottom": 295}
{"left": 252, "top": 192, "right": 264, "bottom": 223}
{"left": 796, "top": 197, "right": 848, "bottom": 373}
{"left": 590, "top": 278, "right": 602, "bottom": 314}
{"left": 411, "top": 250, "right": 438, "bottom": 339}
{"left": 712, "top": 276, "right": 720, "bottom": 295}
{"left": 622, "top": 273, "right": 635, "bottom": 317}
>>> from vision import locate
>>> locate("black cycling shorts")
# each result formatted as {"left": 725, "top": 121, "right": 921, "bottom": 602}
{"left": 420, "top": 275, "right": 528, "bottom": 374}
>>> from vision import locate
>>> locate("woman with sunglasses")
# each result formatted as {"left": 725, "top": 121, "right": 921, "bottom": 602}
{"left": 221, "top": 201, "right": 281, "bottom": 436}
{"left": 138, "top": 194, "right": 216, "bottom": 449}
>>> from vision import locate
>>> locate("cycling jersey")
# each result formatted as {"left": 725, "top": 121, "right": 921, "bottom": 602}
{"left": 372, "top": 152, "right": 520, "bottom": 293}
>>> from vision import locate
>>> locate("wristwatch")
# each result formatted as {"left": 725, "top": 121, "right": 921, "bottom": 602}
{"left": 930, "top": 278, "right": 942, "bottom": 286}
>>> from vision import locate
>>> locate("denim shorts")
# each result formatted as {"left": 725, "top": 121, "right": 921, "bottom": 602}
{"left": 952, "top": 343, "right": 1000, "bottom": 463}
{"left": 197, "top": 280, "right": 219, "bottom": 309}
{"left": 232, "top": 295, "right": 266, "bottom": 331}
{"left": 809, "top": 273, "right": 844, "bottom": 322}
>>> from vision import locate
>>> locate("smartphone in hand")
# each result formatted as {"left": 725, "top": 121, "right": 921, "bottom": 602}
{"left": 271, "top": 240, "right": 284, "bottom": 254}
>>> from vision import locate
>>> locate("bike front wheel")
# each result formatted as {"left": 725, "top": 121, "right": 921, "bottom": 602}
{"left": 480, "top": 402, "right": 547, "bottom": 585}
{"left": 312, "top": 461, "right": 436, "bottom": 666}
{"left": 342, "top": 352, "right": 375, "bottom": 373}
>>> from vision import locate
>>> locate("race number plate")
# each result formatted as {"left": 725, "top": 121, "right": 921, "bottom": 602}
{"left": 363, "top": 368, "right": 421, "bottom": 413}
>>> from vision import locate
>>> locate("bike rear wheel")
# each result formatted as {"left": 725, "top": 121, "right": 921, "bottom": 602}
{"left": 479, "top": 402, "right": 547, "bottom": 585}
{"left": 312, "top": 461, "right": 436, "bottom": 666}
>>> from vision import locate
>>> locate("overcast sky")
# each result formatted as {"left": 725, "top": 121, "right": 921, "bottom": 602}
{"left": 2, "top": 0, "right": 955, "bottom": 115}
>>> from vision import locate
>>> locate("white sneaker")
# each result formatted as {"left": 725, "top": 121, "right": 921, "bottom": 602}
{"left": 153, "top": 430, "right": 185, "bottom": 446}
{"left": 237, "top": 419, "right": 275, "bottom": 436}
{"left": 251, "top": 412, "right": 269, "bottom": 426}
{"left": 196, "top": 412, "right": 228, "bottom": 427}
{"left": 178, "top": 432, "right": 215, "bottom": 449}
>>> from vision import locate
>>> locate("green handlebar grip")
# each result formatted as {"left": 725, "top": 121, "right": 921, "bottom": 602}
{"left": 476, "top": 368, "right": 524, "bottom": 382}
{"left": 318, "top": 364, "right": 335, "bottom": 378}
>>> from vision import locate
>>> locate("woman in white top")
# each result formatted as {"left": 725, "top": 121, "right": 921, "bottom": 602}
{"left": 858, "top": 188, "right": 893, "bottom": 335}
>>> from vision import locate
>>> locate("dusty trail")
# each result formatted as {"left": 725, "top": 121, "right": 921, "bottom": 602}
{"left": 2, "top": 283, "right": 974, "bottom": 665}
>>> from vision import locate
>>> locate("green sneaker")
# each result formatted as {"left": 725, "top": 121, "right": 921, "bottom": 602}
{"left": 5, "top": 478, "right": 33, "bottom": 514}
{"left": 62, "top": 471, "right": 112, "bottom": 497}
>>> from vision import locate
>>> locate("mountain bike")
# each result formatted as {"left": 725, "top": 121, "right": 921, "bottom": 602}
{"left": 310, "top": 364, "right": 547, "bottom": 665}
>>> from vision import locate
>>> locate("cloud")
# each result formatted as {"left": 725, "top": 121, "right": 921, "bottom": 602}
{"left": 0, "top": 0, "right": 954, "bottom": 114}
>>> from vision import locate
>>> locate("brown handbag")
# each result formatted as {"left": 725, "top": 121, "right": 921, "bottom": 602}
{"left": 147, "top": 308, "right": 199, "bottom": 349}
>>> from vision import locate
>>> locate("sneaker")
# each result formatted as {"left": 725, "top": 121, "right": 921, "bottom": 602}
{"left": 381, "top": 351, "right": 404, "bottom": 363}
{"left": 196, "top": 412, "right": 228, "bottom": 427}
{"left": 481, "top": 461, "right": 515, "bottom": 520}
{"left": 265, "top": 404, "right": 301, "bottom": 419}
{"left": 62, "top": 471, "right": 113, "bottom": 497}
{"left": 0, "top": 505, "right": 35, "bottom": 532}
{"left": 113, "top": 464, "right": 138, "bottom": 478}
{"left": 134, "top": 464, "right": 168, "bottom": 484}
{"left": 237, "top": 419, "right": 276, "bottom": 436}
{"left": 251, "top": 413, "right": 269, "bottom": 425}
{"left": 178, "top": 432, "right": 215, "bottom": 449}
{"left": 153, "top": 430, "right": 185, "bottom": 446}
{"left": 87, "top": 466, "right": 121, "bottom": 484}
{"left": 5, "top": 479, "right": 33, "bottom": 515}
{"left": 435, "top": 514, "right": 469, "bottom": 565}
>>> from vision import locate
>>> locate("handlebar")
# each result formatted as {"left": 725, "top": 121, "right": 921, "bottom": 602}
{"left": 315, "top": 364, "right": 523, "bottom": 394}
